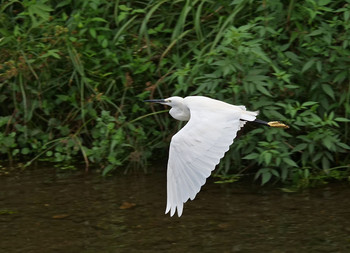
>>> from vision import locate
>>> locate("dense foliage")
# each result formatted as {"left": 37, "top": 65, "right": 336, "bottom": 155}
{"left": 1, "top": 0, "right": 349, "bottom": 186}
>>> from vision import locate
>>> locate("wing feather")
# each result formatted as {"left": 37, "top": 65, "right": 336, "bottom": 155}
{"left": 165, "top": 98, "right": 258, "bottom": 217}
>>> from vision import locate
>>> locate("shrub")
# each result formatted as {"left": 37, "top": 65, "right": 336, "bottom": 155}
{"left": 0, "top": 0, "right": 349, "bottom": 185}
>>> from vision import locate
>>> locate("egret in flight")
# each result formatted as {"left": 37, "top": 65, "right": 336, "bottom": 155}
{"left": 145, "top": 96, "right": 288, "bottom": 217}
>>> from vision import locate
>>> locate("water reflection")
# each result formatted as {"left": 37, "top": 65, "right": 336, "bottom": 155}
{"left": 1, "top": 166, "right": 350, "bottom": 252}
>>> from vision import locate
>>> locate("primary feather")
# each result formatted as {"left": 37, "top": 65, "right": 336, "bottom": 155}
{"left": 163, "top": 96, "right": 258, "bottom": 217}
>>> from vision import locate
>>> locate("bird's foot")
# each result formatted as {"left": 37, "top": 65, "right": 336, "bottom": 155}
{"left": 267, "top": 121, "right": 289, "bottom": 129}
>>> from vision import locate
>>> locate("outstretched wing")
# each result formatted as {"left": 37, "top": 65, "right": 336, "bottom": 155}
{"left": 165, "top": 100, "right": 257, "bottom": 217}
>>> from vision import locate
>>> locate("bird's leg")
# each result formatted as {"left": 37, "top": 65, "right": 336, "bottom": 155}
{"left": 252, "top": 119, "right": 269, "bottom": 126}
{"left": 253, "top": 119, "right": 289, "bottom": 129}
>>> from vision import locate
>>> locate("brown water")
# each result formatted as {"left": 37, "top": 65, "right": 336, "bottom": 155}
{"left": 1, "top": 166, "right": 350, "bottom": 253}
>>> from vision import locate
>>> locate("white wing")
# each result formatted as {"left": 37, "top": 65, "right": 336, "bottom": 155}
{"left": 165, "top": 97, "right": 258, "bottom": 217}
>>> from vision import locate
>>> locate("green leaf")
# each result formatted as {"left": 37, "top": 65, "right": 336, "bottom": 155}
{"left": 302, "top": 101, "right": 318, "bottom": 107}
{"left": 318, "top": 0, "right": 331, "bottom": 6}
{"left": 261, "top": 171, "right": 272, "bottom": 185}
{"left": 337, "top": 142, "right": 350, "bottom": 150}
{"left": 334, "top": 117, "right": 350, "bottom": 122}
{"left": 321, "top": 84, "right": 335, "bottom": 100}
{"left": 56, "top": 0, "right": 71, "bottom": 8}
{"left": 322, "top": 136, "right": 334, "bottom": 150}
{"left": 245, "top": 75, "right": 268, "bottom": 82}
{"left": 316, "top": 61, "right": 322, "bottom": 73}
{"left": 333, "top": 71, "right": 347, "bottom": 84}
{"left": 38, "top": 49, "right": 61, "bottom": 59}
{"left": 0, "top": 116, "right": 11, "bottom": 127}
{"left": 102, "top": 164, "right": 116, "bottom": 176}
{"left": 308, "top": 30, "right": 323, "bottom": 36}
{"left": 28, "top": 3, "right": 53, "bottom": 27}
{"left": 251, "top": 47, "right": 271, "bottom": 63}
{"left": 90, "top": 17, "right": 108, "bottom": 23}
{"left": 344, "top": 10, "right": 350, "bottom": 21}
{"left": 264, "top": 152, "right": 272, "bottom": 165}
{"left": 293, "top": 143, "right": 308, "bottom": 152}
{"left": 101, "top": 39, "right": 108, "bottom": 48}
{"left": 243, "top": 153, "right": 259, "bottom": 160}
{"left": 302, "top": 59, "right": 315, "bottom": 73}
{"left": 322, "top": 157, "right": 330, "bottom": 170}
{"left": 119, "top": 5, "right": 132, "bottom": 11}
{"left": 283, "top": 157, "right": 298, "bottom": 167}
{"left": 281, "top": 167, "right": 288, "bottom": 181}
{"left": 284, "top": 51, "right": 300, "bottom": 61}
{"left": 89, "top": 28, "right": 96, "bottom": 38}
{"left": 117, "top": 12, "right": 128, "bottom": 22}
{"left": 271, "top": 169, "right": 280, "bottom": 177}
{"left": 21, "top": 147, "right": 30, "bottom": 155}
{"left": 132, "top": 9, "right": 146, "bottom": 14}
{"left": 256, "top": 85, "right": 272, "bottom": 97}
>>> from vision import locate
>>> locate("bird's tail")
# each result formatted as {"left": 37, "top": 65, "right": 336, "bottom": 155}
{"left": 241, "top": 110, "right": 259, "bottom": 121}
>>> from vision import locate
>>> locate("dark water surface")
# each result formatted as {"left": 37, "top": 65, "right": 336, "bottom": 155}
{"left": 1, "top": 166, "right": 350, "bottom": 253}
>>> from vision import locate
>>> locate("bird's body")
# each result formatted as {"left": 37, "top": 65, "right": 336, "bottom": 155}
{"left": 145, "top": 96, "right": 288, "bottom": 217}
{"left": 168, "top": 96, "right": 257, "bottom": 122}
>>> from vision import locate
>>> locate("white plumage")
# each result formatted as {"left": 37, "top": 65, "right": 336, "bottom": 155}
{"left": 146, "top": 96, "right": 259, "bottom": 217}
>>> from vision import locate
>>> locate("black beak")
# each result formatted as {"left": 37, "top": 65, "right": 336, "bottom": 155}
{"left": 144, "top": 99, "right": 166, "bottom": 103}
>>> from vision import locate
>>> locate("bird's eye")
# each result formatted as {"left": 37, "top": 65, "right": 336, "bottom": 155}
{"left": 167, "top": 100, "right": 171, "bottom": 103}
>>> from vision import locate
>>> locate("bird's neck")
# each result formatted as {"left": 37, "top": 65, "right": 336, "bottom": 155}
{"left": 169, "top": 106, "right": 190, "bottom": 121}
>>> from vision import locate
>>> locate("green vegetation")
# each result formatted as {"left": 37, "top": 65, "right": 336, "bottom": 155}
{"left": 1, "top": 0, "right": 349, "bottom": 186}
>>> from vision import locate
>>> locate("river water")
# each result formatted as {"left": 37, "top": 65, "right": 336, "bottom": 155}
{"left": 1, "top": 165, "right": 350, "bottom": 252}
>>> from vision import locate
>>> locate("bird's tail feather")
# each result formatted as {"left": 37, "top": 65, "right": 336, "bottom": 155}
{"left": 241, "top": 110, "right": 259, "bottom": 121}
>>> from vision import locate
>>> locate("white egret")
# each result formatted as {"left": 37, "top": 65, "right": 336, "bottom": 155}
{"left": 145, "top": 96, "right": 288, "bottom": 217}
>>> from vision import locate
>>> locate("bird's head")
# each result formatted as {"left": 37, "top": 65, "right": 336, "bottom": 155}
{"left": 144, "top": 96, "right": 184, "bottom": 107}
{"left": 145, "top": 96, "right": 190, "bottom": 121}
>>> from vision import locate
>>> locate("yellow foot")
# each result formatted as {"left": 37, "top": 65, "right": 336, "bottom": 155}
{"left": 267, "top": 121, "right": 289, "bottom": 129}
